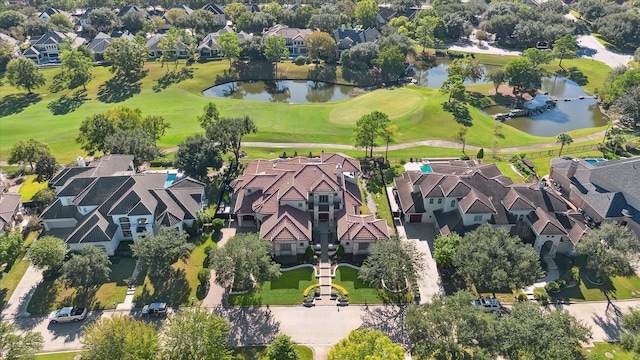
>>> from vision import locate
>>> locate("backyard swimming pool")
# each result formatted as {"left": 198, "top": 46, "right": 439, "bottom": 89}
{"left": 585, "top": 158, "right": 607, "bottom": 166}
{"left": 420, "top": 165, "right": 433, "bottom": 173}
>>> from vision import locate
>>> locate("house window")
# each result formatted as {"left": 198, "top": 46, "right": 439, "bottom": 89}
{"left": 299, "top": 242, "right": 304, "bottom": 247}
{"left": 450, "top": 200, "right": 455, "bottom": 208}
{"left": 437, "top": 199, "right": 443, "bottom": 204}
{"left": 429, "top": 199, "right": 434, "bottom": 204}
{"left": 280, "top": 243, "right": 291, "bottom": 252}
{"left": 136, "top": 225, "right": 147, "bottom": 233}
{"left": 319, "top": 195, "right": 328, "bottom": 203}
{"left": 138, "top": 218, "right": 148, "bottom": 225}
{"left": 119, "top": 217, "right": 130, "bottom": 224}
{"left": 299, "top": 203, "right": 303, "bottom": 207}
{"left": 123, "top": 230, "right": 132, "bottom": 237}
{"left": 473, "top": 215, "right": 482, "bottom": 221}
{"left": 358, "top": 242, "right": 369, "bottom": 251}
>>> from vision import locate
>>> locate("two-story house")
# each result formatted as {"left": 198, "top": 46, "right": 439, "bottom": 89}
{"left": 201, "top": 3, "right": 226, "bottom": 26}
{"left": 231, "top": 153, "right": 390, "bottom": 257}
{"left": 87, "top": 31, "right": 134, "bottom": 61}
{"left": 394, "top": 159, "right": 585, "bottom": 257}
{"left": 23, "top": 31, "right": 86, "bottom": 64}
{"left": 199, "top": 25, "right": 252, "bottom": 58}
{"left": 39, "top": 8, "right": 72, "bottom": 22}
{"left": 263, "top": 25, "right": 313, "bottom": 56}
{"left": 332, "top": 25, "right": 381, "bottom": 57}
{"left": 146, "top": 33, "right": 187, "bottom": 58}
{"left": 41, "top": 155, "right": 206, "bottom": 255}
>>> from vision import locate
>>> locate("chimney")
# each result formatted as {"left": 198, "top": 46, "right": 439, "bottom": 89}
{"left": 336, "top": 164, "right": 343, "bottom": 188}
{"left": 567, "top": 158, "right": 579, "bottom": 178}
{"left": 77, "top": 156, "right": 86, "bottom": 167}
{"left": 340, "top": 24, "right": 346, "bottom": 32}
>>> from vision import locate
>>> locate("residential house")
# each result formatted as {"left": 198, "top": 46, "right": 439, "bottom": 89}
{"left": 201, "top": 3, "right": 226, "bottom": 26}
{"left": 393, "top": 159, "right": 583, "bottom": 257}
{"left": 332, "top": 25, "right": 381, "bottom": 57}
{"left": 117, "top": 5, "right": 148, "bottom": 19}
{"left": 41, "top": 155, "right": 206, "bottom": 255}
{"left": 78, "top": 7, "right": 95, "bottom": 31}
{"left": 376, "top": 6, "right": 397, "bottom": 28}
{"left": 245, "top": 3, "right": 260, "bottom": 13}
{"left": 0, "top": 190, "right": 22, "bottom": 232}
{"left": 86, "top": 31, "right": 134, "bottom": 61}
{"left": 23, "top": 31, "right": 86, "bottom": 64}
{"left": 550, "top": 157, "right": 640, "bottom": 238}
{"left": 163, "top": 4, "right": 193, "bottom": 19}
{"left": 230, "top": 153, "right": 389, "bottom": 257}
{"left": 145, "top": 33, "right": 187, "bottom": 58}
{"left": 263, "top": 25, "right": 313, "bottom": 56}
{"left": 39, "top": 7, "right": 72, "bottom": 22}
{"left": 0, "top": 33, "right": 21, "bottom": 57}
{"left": 199, "top": 25, "right": 252, "bottom": 58}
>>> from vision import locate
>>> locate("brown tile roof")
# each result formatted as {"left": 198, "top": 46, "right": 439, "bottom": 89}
{"left": 528, "top": 207, "right": 567, "bottom": 235}
{"left": 261, "top": 205, "right": 312, "bottom": 241}
{"left": 459, "top": 190, "right": 497, "bottom": 214}
{"left": 502, "top": 188, "right": 536, "bottom": 211}
{"left": 321, "top": 152, "right": 361, "bottom": 173}
{"left": 337, "top": 213, "right": 389, "bottom": 241}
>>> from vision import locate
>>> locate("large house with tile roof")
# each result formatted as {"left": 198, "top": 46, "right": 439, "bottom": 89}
{"left": 231, "top": 153, "right": 390, "bottom": 257}
{"left": 263, "top": 25, "right": 313, "bottom": 56}
{"left": 41, "top": 155, "right": 206, "bottom": 255}
{"left": 550, "top": 157, "right": 640, "bottom": 238}
{"left": 394, "top": 159, "right": 586, "bottom": 257}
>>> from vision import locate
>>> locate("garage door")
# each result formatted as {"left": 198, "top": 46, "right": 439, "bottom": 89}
{"left": 409, "top": 214, "right": 422, "bottom": 223}
{"left": 242, "top": 215, "right": 255, "bottom": 221}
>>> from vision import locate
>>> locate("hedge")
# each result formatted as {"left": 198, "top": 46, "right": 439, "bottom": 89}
{"left": 303, "top": 284, "right": 320, "bottom": 297}
{"left": 331, "top": 284, "right": 349, "bottom": 296}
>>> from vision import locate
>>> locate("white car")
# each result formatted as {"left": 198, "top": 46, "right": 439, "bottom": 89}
{"left": 49, "top": 307, "right": 87, "bottom": 323}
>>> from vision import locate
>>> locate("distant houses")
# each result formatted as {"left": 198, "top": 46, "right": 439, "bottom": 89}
{"left": 332, "top": 26, "right": 381, "bottom": 57}
{"left": 201, "top": 3, "right": 226, "bottom": 26}
{"left": 23, "top": 31, "right": 86, "bottom": 64}
{"left": 199, "top": 25, "right": 252, "bottom": 58}
{"left": 87, "top": 31, "right": 134, "bottom": 61}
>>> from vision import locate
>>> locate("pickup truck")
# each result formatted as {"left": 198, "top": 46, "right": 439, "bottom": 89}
{"left": 49, "top": 307, "right": 87, "bottom": 323}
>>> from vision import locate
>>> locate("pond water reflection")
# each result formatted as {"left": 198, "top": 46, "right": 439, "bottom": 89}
{"left": 202, "top": 80, "right": 357, "bottom": 103}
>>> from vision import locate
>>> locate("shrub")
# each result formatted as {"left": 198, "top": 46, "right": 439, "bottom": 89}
{"left": 620, "top": 332, "right": 636, "bottom": 351}
{"left": 26, "top": 216, "right": 43, "bottom": 232}
{"left": 305, "top": 246, "right": 314, "bottom": 259}
{"left": 281, "top": 151, "right": 288, "bottom": 158}
{"left": 335, "top": 245, "right": 344, "bottom": 258}
{"left": 198, "top": 268, "right": 211, "bottom": 284}
{"left": 331, "top": 289, "right": 339, "bottom": 297}
{"left": 475, "top": 30, "right": 487, "bottom": 41}
{"left": 571, "top": 266, "right": 580, "bottom": 282}
{"left": 338, "top": 293, "right": 348, "bottom": 302}
{"left": 303, "top": 284, "right": 319, "bottom": 297}
{"left": 294, "top": 55, "right": 306, "bottom": 65}
{"left": 556, "top": 279, "right": 566, "bottom": 288}
{"left": 517, "top": 292, "right": 529, "bottom": 301}
{"left": 460, "top": 154, "right": 470, "bottom": 160}
{"left": 211, "top": 218, "right": 224, "bottom": 232}
{"left": 331, "top": 284, "right": 349, "bottom": 296}
{"left": 545, "top": 281, "right": 560, "bottom": 293}
{"left": 476, "top": 148, "right": 484, "bottom": 159}
{"left": 314, "top": 287, "right": 321, "bottom": 297}
{"left": 533, "top": 287, "right": 549, "bottom": 302}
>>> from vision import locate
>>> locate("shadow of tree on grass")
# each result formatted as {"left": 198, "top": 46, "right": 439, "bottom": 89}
{"left": 153, "top": 68, "right": 194, "bottom": 93}
{"left": 133, "top": 268, "right": 191, "bottom": 307}
{"left": 97, "top": 71, "right": 147, "bottom": 103}
{"left": 213, "top": 305, "right": 279, "bottom": 347}
{"left": 361, "top": 303, "right": 410, "bottom": 347}
{"left": 47, "top": 89, "right": 88, "bottom": 115}
{"left": 442, "top": 101, "right": 473, "bottom": 127}
{"left": 0, "top": 93, "right": 42, "bottom": 118}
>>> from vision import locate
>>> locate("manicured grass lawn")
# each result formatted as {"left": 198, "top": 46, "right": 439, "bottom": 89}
{"left": 585, "top": 342, "right": 635, "bottom": 360}
{"left": 134, "top": 232, "right": 217, "bottom": 307}
{"left": 332, "top": 267, "right": 383, "bottom": 304}
{"left": 233, "top": 345, "right": 313, "bottom": 360}
{"left": 556, "top": 270, "right": 640, "bottom": 302}
{"left": 0, "top": 57, "right": 607, "bottom": 164}
{"left": 27, "top": 257, "right": 136, "bottom": 314}
{"left": 0, "top": 231, "right": 41, "bottom": 309}
{"left": 18, "top": 175, "right": 48, "bottom": 201}
{"left": 228, "top": 268, "right": 318, "bottom": 306}
{"left": 35, "top": 352, "right": 82, "bottom": 360}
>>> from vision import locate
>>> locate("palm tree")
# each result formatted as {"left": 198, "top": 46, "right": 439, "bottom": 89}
{"left": 556, "top": 133, "right": 573, "bottom": 157}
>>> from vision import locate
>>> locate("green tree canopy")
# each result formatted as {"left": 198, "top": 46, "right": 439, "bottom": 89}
{"left": 453, "top": 224, "right": 543, "bottom": 290}
{"left": 104, "top": 38, "right": 148, "bottom": 78}
{"left": 131, "top": 227, "right": 194, "bottom": 279}
{"left": 35, "top": 152, "right": 58, "bottom": 182}
{"left": 447, "top": 56, "right": 484, "bottom": 83}
{"left": 217, "top": 32, "right": 241, "bottom": 68}
{"left": 32, "top": 188, "right": 55, "bottom": 209}
{"left": 27, "top": 236, "right": 67, "bottom": 271}
{"left": 505, "top": 57, "right": 541, "bottom": 98}
{"left": 353, "top": 111, "right": 390, "bottom": 158}
{"left": 203, "top": 116, "right": 257, "bottom": 171}
{"left": 359, "top": 237, "right": 425, "bottom": 292}
{"left": 0, "top": 320, "right": 44, "bottom": 360}
{"left": 556, "top": 133, "right": 573, "bottom": 157}
{"left": 209, "top": 232, "right": 281, "bottom": 290}
{"left": 0, "top": 230, "right": 23, "bottom": 267}
{"left": 82, "top": 315, "right": 159, "bottom": 360}
{"left": 486, "top": 67, "right": 508, "bottom": 95}
{"left": 523, "top": 48, "right": 553, "bottom": 69}
{"left": 575, "top": 222, "right": 640, "bottom": 278}
{"left": 304, "top": 31, "right": 336, "bottom": 62}
{"left": 354, "top": 0, "right": 378, "bottom": 28}
{"left": 162, "top": 308, "right": 233, "bottom": 360}
{"left": 328, "top": 328, "right": 405, "bottom": 360}
{"left": 264, "top": 35, "right": 289, "bottom": 75}
{"left": 373, "top": 45, "right": 405, "bottom": 82}
{"left": 61, "top": 245, "right": 111, "bottom": 288}
{"left": 433, "top": 232, "right": 462, "bottom": 268}
{"left": 8, "top": 138, "right": 51, "bottom": 172}
{"left": 6, "top": 57, "right": 46, "bottom": 94}
{"left": 104, "top": 128, "right": 158, "bottom": 168}
{"left": 266, "top": 334, "right": 299, "bottom": 360}
{"left": 173, "top": 134, "right": 223, "bottom": 181}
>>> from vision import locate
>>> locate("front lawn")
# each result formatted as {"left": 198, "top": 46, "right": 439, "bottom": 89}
{"left": 0, "top": 231, "right": 41, "bottom": 309}
{"left": 555, "top": 269, "right": 640, "bottom": 302}
{"left": 27, "top": 257, "right": 136, "bottom": 315}
{"left": 35, "top": 352, "right": 82, "bottom": 360}
{"left": 18, "top": 175, "right": 48, "bottom": 201}
{"left": 233, "top": 345, "right": 313, "bottom": 360}
{"left": 585, "top": 342, "right": 635, "bottom": 360}
{"left": 228, "top": 268, "right": 318, "bottom": 306}
{"left": 332, "top": 267, "right": 385, "bottom": 304}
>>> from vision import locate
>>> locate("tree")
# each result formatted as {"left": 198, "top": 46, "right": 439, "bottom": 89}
{"left": 48, "top": 13, "right": 73, "bottom": 31}
{"left": 447, "top": 56, "right": 484, "bottom": 83}
{"left": 0, "top": 231, "right": 23, "bottom": 267}
{"left": 60, "top": 48, "right": 93, "bottom": 90}
{"left": 454, "top": 125, "right": 468, "bottom": 154}
{"left": 5, "top": 57, "right": 46, "bottom": 94}
{"left": 162, "top": 308, "right": 233, "bottom": 360}
{"left": 209, "top": 232, "right": 281, "bottom": 290}
{"left": 486, "top": 67, "right": 508, "bottom": 95}
{"left": 77, "top": 114, "right": 116, "bottom": 156}
{"left": 552, "top": 34, "right": 578, "bottom": 69}
{"left": 475, "top": 30, "right": 487, "bottom": 45}
{"left": 347, "top": 42, "right": 379, "bottom": 70}
{"left": 328, "top": 329, "right": 405, "bottom": 360}
{"left": 104, "top": 38, "right": 148, "bottom": 78}
{"left": 8, "top": 138, "right": 51, "bottom": 172}
{"left": 89, "top": 7, "right": 117, "bottom": 32}
{"left": 354, "top": 0, "right": 378, "bottom": 29}
{"left": 164, "top": 8, "right": 187, "bottom": 26}
{"left": 198, "top": 102, "right": 220, "bottom": 129}
{"left": 353, "top": 111, "right": 390, "bottom": 158}
{"left": 266, "top": 334, "right": 299, "bottom": 360}
{"left": 35, "top": 152, "right": 58, "bottom": 182}
{"left": 141, "top": 115, "right": 171, "bottom": 141}
{"left": 131, "top": 227, "right": 194, "bottom": 279}
{"left": 173, "top": 135, "right": 223, "bottom": 181}
{"left": 264, "top": 35, "right": 289, "bottom": 76}
{"left": 575, "top": 222, "right": 640, "bottom": 278}
{"left": 304, "top": 31, "right": 336, "bottom": 63}
{"left": 120, "top": 11, "right": 145, "bottom": 33}
{"left": 498, "top": 301, "right": 591, "bottom": 359}
{"left": 433, "top": 232, "right": 462, "bottom": 268}
{"left": 61, "top": 245, "right": 111, "bottom": 288}
{"left": 0, "top": 320, "right": 43, "bottom": 360}
{"left": 32, "top": 188, "right": 55, "bottom": 209}
{"left": 307, "top": 13, "right": 340, "bottom": 33}
{"left": 373, "top": 45, "right": 405, "bottom": 83}
{"left": 359, "top": 237, "right": 425, "bottom": 292}
{"left": 440, "top": 74, "right": 466, "bottom": 104}
{"left": 27, "top": 236, "right": 66, "bottom": 271}
{"left": 82, "top": 315, "right": 159, "bottom": 360}
{"left": 381, "top": 123, "right": 399, "bottom": 162}
{"left": 523, "top": 48, "right": 553, "bottom": 70}
{"left": 406, "top": 291, "right": 500, "bottom": 359}
{"left": 104, "top": 129, "right": 158, "bottom": 168}
{"left": 0, "top": 40, "right": 15, "bottom": 72}
{"left": 217, "top": 32, "right": 241, "bottom": 68}
{"left": 556, "top": 133, "right": 573, "bottom": 157}
{"left": 505, "top": 57, "right": 541, "bottom": 99}
{"left": 204, "top": 116, "right": 257, "bottom": 171}
{"left": 224, "top": 2, "right": 248, "bottom": 23}
{"left": 612, "top": 85, "right": 640, "bottom": 127}
{"left": 0, "top": 10, "right": 24, "bottom": 29}
{"left": 453, "top": 224, "right": 543, "bottom": 290}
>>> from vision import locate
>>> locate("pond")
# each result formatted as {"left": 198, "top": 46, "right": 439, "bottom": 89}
{"left": 482, "top": 77, "right": 608, "bottom": 137}
{"left": 202, "top": 80, "right": 358, "bottom": 103}
{"left": 410, "top": 60, "right": 493, "bottom": 89}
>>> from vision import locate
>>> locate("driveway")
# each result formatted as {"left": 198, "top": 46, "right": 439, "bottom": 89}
{"left": 396, "top": 223, "right": 443, "bottom": 304}
{"left": 576, "top": 35, "right": 633, "bottom": 68}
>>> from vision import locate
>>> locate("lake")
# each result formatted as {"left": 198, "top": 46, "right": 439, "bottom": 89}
{"left": 202, "top": 80, "right": 358, "bottom": 103}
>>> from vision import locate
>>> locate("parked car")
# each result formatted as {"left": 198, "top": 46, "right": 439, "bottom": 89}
{"left": 49, "top": 307, "right": 87, "bottom": 323}
{"left": 142, "top": 302, "right": 168, "bottom": 317}
{"left": 472, "top": 298, "right": 501, "bottom": 312}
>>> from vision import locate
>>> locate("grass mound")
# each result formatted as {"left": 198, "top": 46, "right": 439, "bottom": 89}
{"left": 329, "top": 87, "right": 424, "bottom": 124}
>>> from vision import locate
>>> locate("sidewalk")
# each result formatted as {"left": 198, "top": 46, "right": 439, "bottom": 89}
{"left": 201, "top": 224, "right": 237, "bottom": 307}
{"left": 1, "top": 263, "right": 43, "bottom": 319}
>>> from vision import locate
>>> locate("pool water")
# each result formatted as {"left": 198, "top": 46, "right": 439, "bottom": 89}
{"left": 585, "top": 158, "right": 606, "bottom": 166}
{"left": 165, "top": 173, "right": 177, "bottom": 187}
{"left": 420, "top": 165, "right": 433, "bottom": 173}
